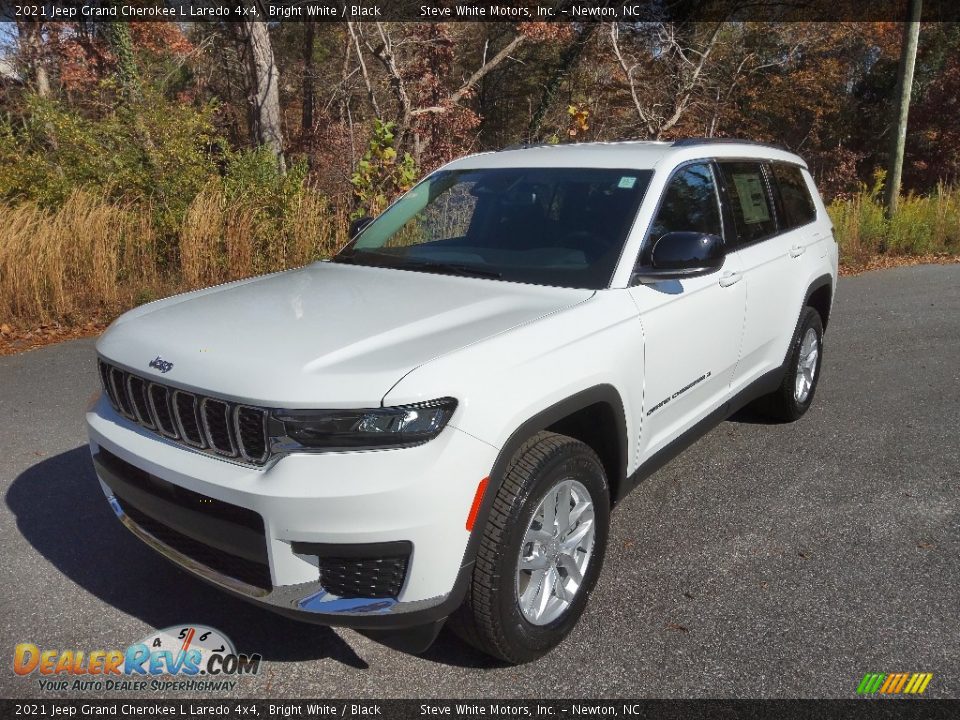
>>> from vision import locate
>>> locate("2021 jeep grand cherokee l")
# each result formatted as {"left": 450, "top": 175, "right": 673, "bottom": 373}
{"left": 87, "top": 139, "right": 837, "bottom": 663}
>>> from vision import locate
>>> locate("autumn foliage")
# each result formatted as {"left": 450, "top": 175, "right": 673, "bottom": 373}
{"left": 0, "top": 19, "right": 959, "bottom": 334}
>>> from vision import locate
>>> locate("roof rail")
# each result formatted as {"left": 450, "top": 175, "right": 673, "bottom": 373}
{"left": 672, "top": 138, "right": 787, "bottom": 151}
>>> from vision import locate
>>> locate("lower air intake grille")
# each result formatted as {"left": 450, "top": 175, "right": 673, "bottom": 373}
{"left": 96, "top": 359, "right": 272, "bottom": 466}
{"left": 317, "top": 553, "right": 410, "bottom": 600}
{"left": 119, "top": 501, "right": 273, "bottom": 591}
{"left": 97, "top": 449, "right": 272, "bottom": 592}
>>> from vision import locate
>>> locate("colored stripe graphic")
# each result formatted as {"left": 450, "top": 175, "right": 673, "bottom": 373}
{"left": 879, "top": 674, "right": 897, "bottom": 693}
{"left": 857, "top": 672, "right": 932, "bottom": 695}
{"left": 893, "top": 673, "right": 909, "bottom": 693}
{"left": 857, "top": 674, "right": 880, "bottom": 694}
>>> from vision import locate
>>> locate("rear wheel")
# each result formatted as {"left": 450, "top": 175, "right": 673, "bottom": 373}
{"left": 449, "top": 432, "right": 610, "bottom": 664}
{"left": 759, "top": 306, "right": 824, "bottom": 422}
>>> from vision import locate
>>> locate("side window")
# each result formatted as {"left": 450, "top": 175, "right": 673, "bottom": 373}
{"left": 647, "top": 163, "right": 723, "bottom": 242}
{"left": 772, "top": 162, "right": 817, "bottom": 230}
{"left": 718, "top": 161, "right": 778, "bottom": 245}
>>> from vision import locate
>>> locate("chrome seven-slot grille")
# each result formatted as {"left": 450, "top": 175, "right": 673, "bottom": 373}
{"left": 98, "top": 359, "right": 270, "bottom": 465}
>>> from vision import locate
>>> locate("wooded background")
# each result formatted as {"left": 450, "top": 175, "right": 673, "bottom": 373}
{"left": 0, "top": 17, "right": 958, "bottom": 332}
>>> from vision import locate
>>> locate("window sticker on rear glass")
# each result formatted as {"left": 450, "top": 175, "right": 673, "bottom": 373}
{"left": 617, "top": 176, "right": 637, "bottom": 189}
{"left": 732, "top": 173, "right": 771, "bottom": 224}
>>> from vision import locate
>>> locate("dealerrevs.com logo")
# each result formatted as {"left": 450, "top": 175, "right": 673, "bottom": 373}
{"left": 13, "top": 625, "right": 261, "bottom": 693}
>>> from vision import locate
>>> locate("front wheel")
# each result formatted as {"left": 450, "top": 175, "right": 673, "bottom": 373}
{"left": 448, "top": 432, "right": 610, "bottom": 664}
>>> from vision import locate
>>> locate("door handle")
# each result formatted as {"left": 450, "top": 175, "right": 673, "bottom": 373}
{"left": 789, "top": 245, "right": 806, "bottom": 258}
{"left": 718, "top": 271, "right": 742, "bottom": 288}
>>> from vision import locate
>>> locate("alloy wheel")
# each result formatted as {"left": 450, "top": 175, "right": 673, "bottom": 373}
{"left": 794, "top": 327, "right": 819, "bottom": 403}
{"left": 516, "top": 478, "right": 596, "bottom": 626}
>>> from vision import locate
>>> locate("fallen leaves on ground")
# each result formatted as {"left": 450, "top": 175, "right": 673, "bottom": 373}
{"left": 839, "top": 253, "right": 960, "bottom": 276}
{"left": 0, "top": 320, "right": 108, "bottom": 357}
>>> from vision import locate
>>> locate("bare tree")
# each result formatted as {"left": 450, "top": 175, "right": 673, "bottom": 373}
{"left": 302, "top": 23, "right": 315, "bottom": 134}
{"left": 17, "top": 21, "right": 51, "bottom": 97}
{"left": 346, "top": 22, "right": 381, "bottom": 118}
{"left": 360, "top": 23, "right": 525, "bottom": 162}
{"left": 234, "top": 6, "right": 286, "bottom": 173}
{"left": 528, "top": 24, "right": 597, "bottom": 141}
{"left": 609, "top": 21, "right": 724, "bottom": 139}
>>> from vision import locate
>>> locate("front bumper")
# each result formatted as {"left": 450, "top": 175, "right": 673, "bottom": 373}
{"left": 86, "top": 396, "right": 498, "bottom": 629}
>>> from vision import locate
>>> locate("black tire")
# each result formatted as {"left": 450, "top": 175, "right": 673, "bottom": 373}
{"left": 448, "top": 431, "right": 610, "bottom": 664}
{"left": 757, "top": 306, "right": 824, "bottom": 422}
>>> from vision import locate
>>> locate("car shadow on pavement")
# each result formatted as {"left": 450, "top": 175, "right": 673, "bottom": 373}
{"left": 5, "top": 447, "right": 376, "bottom": 668}
{"left": 727, "top": 405, "right": 779, "bottom": 425}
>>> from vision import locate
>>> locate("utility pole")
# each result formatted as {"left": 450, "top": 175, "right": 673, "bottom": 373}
{"left": 885, "top": 0, "right": 922, "bottom": 219}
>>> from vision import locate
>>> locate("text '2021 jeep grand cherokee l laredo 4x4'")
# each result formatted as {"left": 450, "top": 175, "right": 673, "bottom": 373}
{"left": 87, "top": 140, "right": 837, "bottom": 664}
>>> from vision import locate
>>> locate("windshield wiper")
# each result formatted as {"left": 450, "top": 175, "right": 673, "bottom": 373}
{"left": 330, "top": 251, "right": 395, "bottom": 267}
{"left": 332, "top": 253, "right": 502, "bottom": 279}
{"left": 394, "top": 260, "right": 503, "bottom": 279}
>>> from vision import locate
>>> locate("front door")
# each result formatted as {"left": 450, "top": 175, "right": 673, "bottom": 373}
{"left": 628, "top": 162, "right": 747, "bottom": 460}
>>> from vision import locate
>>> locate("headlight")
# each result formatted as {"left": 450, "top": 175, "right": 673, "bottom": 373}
{"left": 270, "top": 398, "right": 457, "bottom": 451}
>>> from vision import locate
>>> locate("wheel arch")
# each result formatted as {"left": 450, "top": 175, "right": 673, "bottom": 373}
{"left": 456, "top": 385, "right": 628, "bottom": 579}
{"left": 492, "top": 385, "right": 628, "bottom": 500}
{"left": 804, "top": 273, "right": 834, "bottom": 330}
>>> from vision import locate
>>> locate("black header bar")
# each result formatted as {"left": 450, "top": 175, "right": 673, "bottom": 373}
{"left": 2, "top": 0, "right": 960, "bottom": 23}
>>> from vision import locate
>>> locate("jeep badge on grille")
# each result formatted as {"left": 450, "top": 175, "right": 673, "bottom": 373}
{"left": 148, "top": 356, "right": 174, "bottom": 374}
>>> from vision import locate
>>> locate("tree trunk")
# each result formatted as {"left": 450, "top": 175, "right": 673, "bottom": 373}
{"left": 17, "top": 22, "right": 51, "bottom": 97}
{"left": 302, "top": 23, "right": 315, "bottom": 134}
{"left": 108, "top": 21, "right": 141, "bottom": 99}
{"left": 885, "top": 0, "right": 922, "bottom": 219}
{"left": 238, "top": 10, "right": 286, "bottom": 174}
{"left": 527, "top": 25, "right": 596, "bottom": 141}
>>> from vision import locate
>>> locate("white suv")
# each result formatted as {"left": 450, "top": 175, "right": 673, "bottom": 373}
{"left": 87, "top": 140, "right": 837, "bottom": 663}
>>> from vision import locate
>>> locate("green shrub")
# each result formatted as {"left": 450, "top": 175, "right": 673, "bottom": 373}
{"left": 350, "top": 119, "right": 418, "bottom": 219}
{"left": 0, "top": 89, "right": 224, "bottom": 232}
{"left": 829, "top": 177, "right": 960, "bottom": 265}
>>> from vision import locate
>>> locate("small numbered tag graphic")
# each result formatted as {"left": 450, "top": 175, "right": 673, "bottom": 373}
{"left": 138, "top": 625, "right": 235, "bottom": 671}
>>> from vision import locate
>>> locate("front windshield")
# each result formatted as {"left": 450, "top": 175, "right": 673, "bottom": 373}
{"left": 333, "top": 167, "right": 653, "bottom": 289}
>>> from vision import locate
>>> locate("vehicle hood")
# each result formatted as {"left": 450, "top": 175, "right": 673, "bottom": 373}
{"left": 98, "top": 262, "right": 594, "bottom": 407}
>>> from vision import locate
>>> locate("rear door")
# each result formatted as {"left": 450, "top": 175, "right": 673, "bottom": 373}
{"left": 717, "top": 160, "right": 807, "bottom": 394}
{"left": 629, "top": 162, "right": 746, "bottom": 459}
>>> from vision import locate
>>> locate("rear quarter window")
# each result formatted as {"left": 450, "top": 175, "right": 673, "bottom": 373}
{"left": 772, "top": 162, "right": 817, "bottom": 230}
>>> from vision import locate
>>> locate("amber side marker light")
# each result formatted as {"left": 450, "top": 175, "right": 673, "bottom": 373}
{"left": 465, "top": 477, "right": 489, "bottom": 531}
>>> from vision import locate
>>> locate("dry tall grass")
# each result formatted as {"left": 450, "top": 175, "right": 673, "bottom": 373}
{"left": 828, "top": 184, "right": 960, "bottom": 266}
{"left": 2, "top": 184, "right": 957, "bottom": 330}
{"left": 179, "top": 183, "right": 348, "bottom": 286}
{"left": 0, "top": 186, "right": 349, "bottom": 328}
{"left": 0, "top": 190, "right": 160, "bottom": 324}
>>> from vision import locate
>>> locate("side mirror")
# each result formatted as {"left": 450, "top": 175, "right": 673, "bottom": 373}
{"left": 349, "top": 216, "right": 374, "bottom": 238}
{"left": 633, "top": 231, "right": 724, "bottom": 283}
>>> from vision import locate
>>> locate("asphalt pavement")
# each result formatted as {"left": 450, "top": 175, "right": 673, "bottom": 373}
{"left": 1, "top": 263, "right": 957, "bottom": 699}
